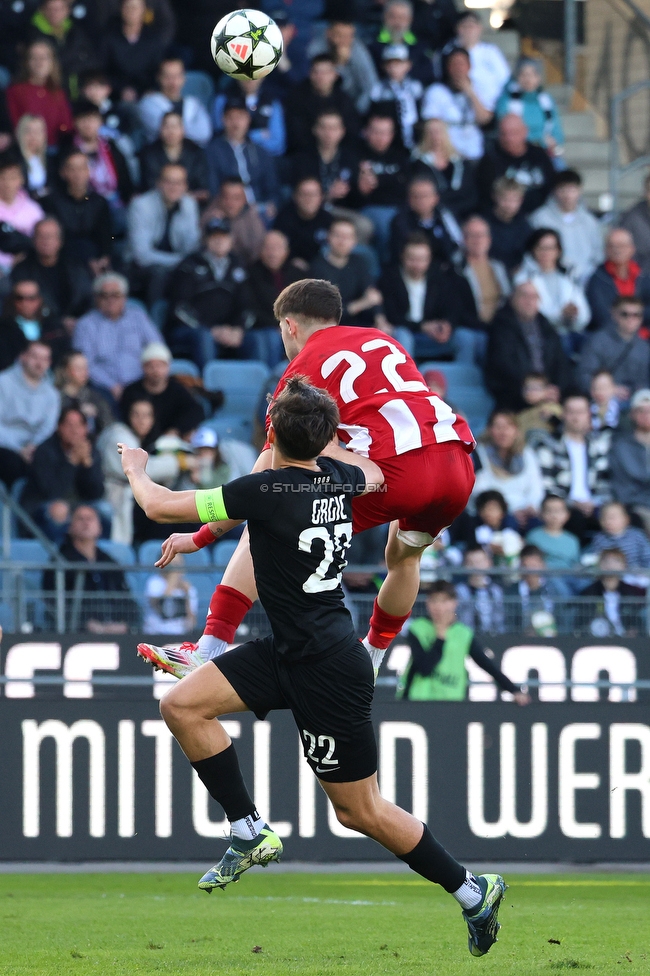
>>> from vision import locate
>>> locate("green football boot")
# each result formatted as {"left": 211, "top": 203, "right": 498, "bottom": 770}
{"left": 198, "top": 826, "right": 283, "bottom": 892}
{"left": 462, "top": 874, "right": 508, "bottom": 957}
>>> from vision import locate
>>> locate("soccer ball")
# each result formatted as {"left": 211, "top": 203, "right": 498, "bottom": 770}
{"left": 211, "top": 9, "right": 283, "bottom": 81}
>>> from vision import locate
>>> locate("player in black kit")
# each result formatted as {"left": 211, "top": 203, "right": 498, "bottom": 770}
{"left": 117, "top": 377, "right": 507, "bottom": 958}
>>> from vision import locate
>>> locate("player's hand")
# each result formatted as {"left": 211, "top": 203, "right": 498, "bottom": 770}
{"left": 155, "top": 532, "right": 199, "bottom": 568}
{"left": 514, "top": 691, "right": 532, "bottom": 706}
{"left": 117, "top": 443, "right": 148, "bottom": 475}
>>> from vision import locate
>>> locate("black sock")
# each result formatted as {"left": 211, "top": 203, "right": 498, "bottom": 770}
{"left": 191, "top": 744, "right": 257, "bottom": 822}
{"left": 398, "top": 824, "right": 466, "bottom": 892}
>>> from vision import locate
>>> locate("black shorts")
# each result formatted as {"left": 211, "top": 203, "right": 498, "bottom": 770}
{"left": 214, "top": 637, "right": 377, "bottom": 783}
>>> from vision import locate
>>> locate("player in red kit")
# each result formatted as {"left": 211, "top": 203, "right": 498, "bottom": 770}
{"left": 138, "top": 279, "right": 475, "bottom": 678}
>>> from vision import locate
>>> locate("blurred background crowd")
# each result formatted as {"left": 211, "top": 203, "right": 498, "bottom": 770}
{"left": 2, "top": 0, "right": 650, "bottom": 647}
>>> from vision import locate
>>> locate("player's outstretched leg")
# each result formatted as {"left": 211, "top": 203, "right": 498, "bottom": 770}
{"left": 137, "top": 534, "right": 257, "bottom": 679}
{"left": 363, "top": 523, "right": 432, "bottom": 677}
{"left": 321, "top": 775, "right": 507, "bottom": 957}
{"left": 158, "top": 661, "right": 282, "bottom": 890}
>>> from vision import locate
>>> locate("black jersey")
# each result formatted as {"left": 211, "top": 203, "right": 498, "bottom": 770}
{"left": 217, "top": 458, "right": 366, "bottom": 659}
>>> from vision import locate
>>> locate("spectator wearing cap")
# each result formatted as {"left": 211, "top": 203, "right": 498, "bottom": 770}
{"left": 576, "top": 296, "right": 650, "bottom": 398}
{"left": 181, "top": 425, "right": 256, "bottom": 489}
{"left": 72, "top": 272, "right": 161, "bottom": 405}
{"left": 138, "top": 111, "right": 210, "bottom": 201}
{"left": 610, "top": 390, "right": 650, "bottom": 534}
{"left": 138, "top": 57, "right": 212, "bottom": 147}
{"left": 585, "top": 228, "right": 650, "bottom": 330}
{"left": 368, "top": 44, "right": 422, "bottom": 150}
{"left": 213, "top": 78, "right": 286, "bottom": 158}
{"left": 127, "top": 162, "right": 201, "bottom": 306}
{"left": 120, "top": 341, "right": 203, "bottom": 439}
{"left": 459, "top": 216, "right": 510, "bottom": 326}
{"left": 477, "top": 114, "right": 555, "bottom": 215}
{"left": 369, "top": 0, "right": 434, "bottom": 86}
{"left": 201, "top": 176, "right": 266, "bottom": 268}
{"left": 421, "top": 47, "right": 492, "bottom": 161}
{"left": 205, "top": 97, "right": 279, "bottom": 219}
{"left": 0, "top": 154, "right": 44, "bottom": 273}
{"left": 165, "top": 217, "right": 251, "bottom": 369}
{"left": 242, "top": 230, "right": 303, "bottom": 367}
{"left": 439, "top": 11, "right": 510, "bottom": 113}
{"left": 42, "top": 149, "right": 112, "bottom": 276}
{"left": 390, "top": 175, "right": 462, "bottom": 264}
{"left": 308, "top": 18, "right": 378, "bottom": 115}
{"left": 380, "top": 232, "right": 481, "bottom": 362}
{"left": 352, "top": 112, "right": 408, "bottom": 264}
{"left": 0, "top": 340, "right": 60, "bottom": 487}
{"left": 285, "top": 54, "right": 360, "bottom": 156}
{"left": 273, "top": 178, "right": 333, "bottom": 266}
{"left": 531, "top": 170, "right": 604, "bottom": 284}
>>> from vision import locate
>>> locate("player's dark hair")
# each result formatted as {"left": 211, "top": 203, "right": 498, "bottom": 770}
{"left": 268, "top": 375, "right": 340, "bottom": 461}
{"left": 274, "top": 278, "right": 342, "bottom": 326}
{"left": 427, "top": 580, "right": 457, "bottom": 599}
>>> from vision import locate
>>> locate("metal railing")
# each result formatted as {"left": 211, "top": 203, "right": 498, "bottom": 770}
{"left": 2, "top": 561, "right": 650, "bottom": 638}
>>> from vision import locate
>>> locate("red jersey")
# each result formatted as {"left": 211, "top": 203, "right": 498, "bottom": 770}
{"left": 269, "top": 326, "right": 475, "bottom": 460}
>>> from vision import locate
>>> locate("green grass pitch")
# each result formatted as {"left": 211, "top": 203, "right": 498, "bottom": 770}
{"left": 1, "top": 871, "right": 648, "bottom": 975}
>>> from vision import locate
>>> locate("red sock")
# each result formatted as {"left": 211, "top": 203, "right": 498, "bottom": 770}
{"left": 367, "top": 598, "right": 410, "bottom": 649}
{"left": 204, "top": 585, "right": 253, "bottom": 643}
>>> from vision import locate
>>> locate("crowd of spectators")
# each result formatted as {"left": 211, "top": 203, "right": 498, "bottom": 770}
{"left": 1, "top": 0, "right": 650, "bottom": 639}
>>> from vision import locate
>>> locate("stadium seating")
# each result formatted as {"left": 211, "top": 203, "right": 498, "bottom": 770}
{"left": 204, "top": 360, "right": 270, "bottom": 442}
{"left": 170, "top": 359, "right": 200, "bottom": 378}
{"left": 418, "top": 361, "right": 494, "bottom": 436}
{"left": 182, "top": 71, "right": 215, "bottom": 109}
{"left": 213, "top": 539, "right": 239, "bottom": 569}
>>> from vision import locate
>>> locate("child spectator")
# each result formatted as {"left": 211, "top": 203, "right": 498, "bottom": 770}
{"left": 516, "top": 372, "right": 563, "bottom": 437}
{"left": 455, "top": 546, "right": 505, "bottom": 633}
{"left": 450, "top": 489, "right": 524, "bottom": 565}
{"left": 144, "top": 554, "right": 198, "bottom": 636}
{"left": 504, "top": 543, "right": 559, "bottom": 634}
{"left": 369, "top": 44, "right": 422, "bottom": 149}
{"left": 580, "top": 549, "right": 646, "bottom": 637}
{"left": 15, "top": 115, "right": 50, "bottom": 199}
{"left": 585, "top": 501, "right": 650, "bottom": 569}
{"left": 590, "top": 370, "right": 620, "bottom": 431}
{"left": 396, "top": 580, "right": 528, "bottom": 702}
{"left": 526, "top": 494, "right": 581, "bottom": 570}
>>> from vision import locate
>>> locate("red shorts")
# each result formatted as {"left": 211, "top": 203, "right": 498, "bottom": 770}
{"left": 351, "top": 441, "right": 475, "bottom": 539}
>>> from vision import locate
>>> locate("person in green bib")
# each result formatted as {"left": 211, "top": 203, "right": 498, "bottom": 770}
{"left": 397, "top": 580, "right": 531, "bottom": 703}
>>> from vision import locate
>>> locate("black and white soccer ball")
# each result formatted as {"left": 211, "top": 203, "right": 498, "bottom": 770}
{"left": 211, "top": 9, "right": 283, "bottom": 81}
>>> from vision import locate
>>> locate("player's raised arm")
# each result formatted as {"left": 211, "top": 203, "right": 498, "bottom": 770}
{"left": 118, "top": 444, "right": 203, "bottom": 523}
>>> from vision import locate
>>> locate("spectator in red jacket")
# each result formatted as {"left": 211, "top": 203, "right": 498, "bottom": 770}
{"left": 7, "top": 41, "right": 73, "bottom": 147}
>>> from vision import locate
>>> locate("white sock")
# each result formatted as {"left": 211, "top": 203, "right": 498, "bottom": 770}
{"left": 198, "top": 634, "right": 228, "bottom": 661}
{"left": 362, "top": 636, "right": 386, "bottom": 675}
{"left": 230, "top": 810, "right": 264, "bottom": 841}
{"left": 452, "top": 871, "right": 483, "bottom": 910}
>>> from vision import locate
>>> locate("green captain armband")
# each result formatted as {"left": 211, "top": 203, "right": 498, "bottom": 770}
{"left": 195, "top": 487, "right": 229, "bottom": 523}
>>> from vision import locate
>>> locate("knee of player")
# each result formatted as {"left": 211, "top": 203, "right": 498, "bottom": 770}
{"left": 159, "top": 686, "right": 186, "bottom": 727}
{"left": 332, "top": 801, "right": 368, "bottom": 833}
